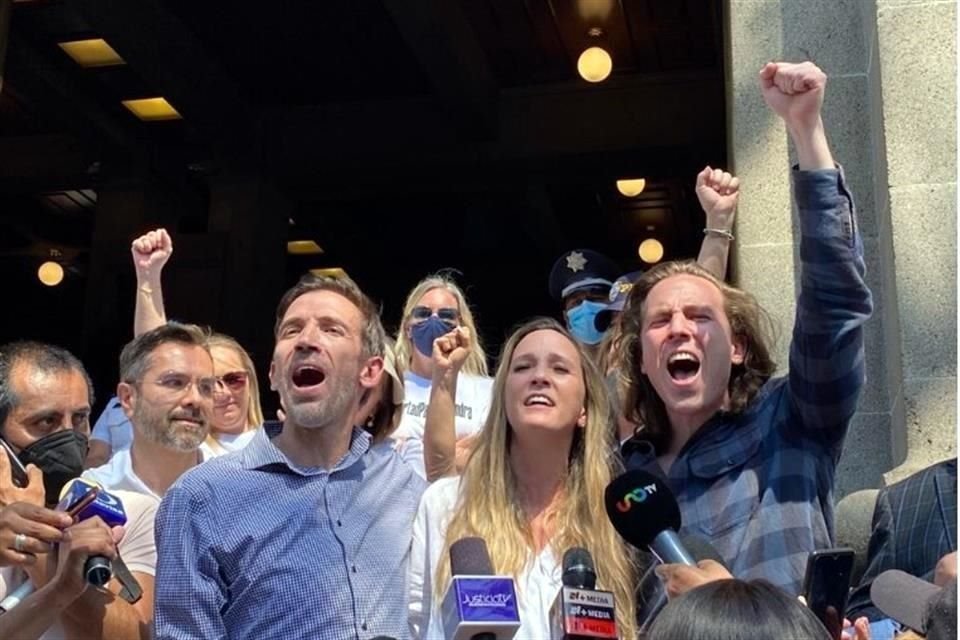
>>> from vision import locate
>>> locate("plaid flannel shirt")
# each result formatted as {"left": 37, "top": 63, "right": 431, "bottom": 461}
{"left": 623, "top": 166, "right": 873, "bottom": 595}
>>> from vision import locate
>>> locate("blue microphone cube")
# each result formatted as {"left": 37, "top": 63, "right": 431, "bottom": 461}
{"left": 57, "top": 479, "right": 127, "bottom": 527}
{"left": 441, "top": 576, "right": 521, "bottom": 640}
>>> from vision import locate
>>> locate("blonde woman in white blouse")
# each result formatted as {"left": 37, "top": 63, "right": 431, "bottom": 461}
{"left": 408, "top": 317, "right": 637, "bottom": 639}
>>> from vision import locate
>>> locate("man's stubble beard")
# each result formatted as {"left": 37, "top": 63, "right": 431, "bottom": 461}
{"left": 132, "top": 400, "right": 207, "bottom": 453}
{"left": 282, "top": 363, "right": 361, "bottom": 431}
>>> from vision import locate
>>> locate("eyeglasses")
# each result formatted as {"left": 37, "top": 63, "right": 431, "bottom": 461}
{"left": 146, "top": 374, "right": 216, "bottom": 400}
{"left": 410, "top": 306, "right": 459, "bottom": 323}
{"left": 217, "top": 371, "right": 249, "bottom": 391}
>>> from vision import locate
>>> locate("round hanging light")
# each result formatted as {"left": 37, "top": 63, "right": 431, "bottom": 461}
{"left": 577, "top": 46, "right": 613, "bottom": 83}
{"left": 638, "top": 239, "right": 664, "bottom": 264}
{"left": 616, "top": 178, "right": 646, "bottom": 197}
{"left": 38, "top": 261, "right": 64, "bottom": 287}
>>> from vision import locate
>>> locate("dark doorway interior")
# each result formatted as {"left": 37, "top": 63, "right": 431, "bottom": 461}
{"left": 0, "top": 0, "right": 727, "bottom": 415}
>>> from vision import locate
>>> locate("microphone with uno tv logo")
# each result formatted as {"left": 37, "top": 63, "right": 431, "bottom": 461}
{"left": 603, "top": 469, "right": 695, "bottom": 566}
{"left": 441, "top": 537, "right": 521, "bottom": 640}
{"left": 549, "top": 547, "right": 618, "bottom": 639}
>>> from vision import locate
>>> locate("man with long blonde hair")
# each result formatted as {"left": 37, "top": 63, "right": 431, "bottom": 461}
{"left": 618, "top": 61, "right": 873, "bottom": 596}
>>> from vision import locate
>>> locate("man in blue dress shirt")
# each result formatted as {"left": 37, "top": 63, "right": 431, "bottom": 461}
{"left": 154, "top": 276, "right": 427, "bottom": 640}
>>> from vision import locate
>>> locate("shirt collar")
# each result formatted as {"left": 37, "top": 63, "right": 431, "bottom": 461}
{"left": 623, "top": 379, "right": 777, "bottom": 459}
{"left": 241, "top": 420, "right": 372, "bottom": 475}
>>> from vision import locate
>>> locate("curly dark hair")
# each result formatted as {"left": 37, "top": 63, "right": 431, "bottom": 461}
{"left": 618, "top": 261, "right": 777, "bottom": 452}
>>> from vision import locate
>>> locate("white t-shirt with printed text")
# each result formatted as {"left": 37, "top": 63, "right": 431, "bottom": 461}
{"left": 392, "top": 371, "right": 493, "bottom": 478}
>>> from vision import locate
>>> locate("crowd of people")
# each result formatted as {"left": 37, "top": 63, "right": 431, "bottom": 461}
{"left": 0, "top": 61, "right": 954, "bottom": 640}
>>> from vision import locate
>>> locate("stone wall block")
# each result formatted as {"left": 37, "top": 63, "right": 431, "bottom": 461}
{"left": 888, "top": 184, "right": 957, "bottom": 379}
{"left": 876, "top": 2, "right": 957, "bottom": 186}
{"left": 837, "top": 411, "right": 895, "bottom": 498}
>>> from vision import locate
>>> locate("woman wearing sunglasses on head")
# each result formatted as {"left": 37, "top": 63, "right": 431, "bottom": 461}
{"left": 408, "top": 317, "right": 637, "bottom": 639}
{"left": 393, "top": 274, "right": 492, "bottom": 480}
{"left": 129, "top": 228, "right": 264, "bottom": 458}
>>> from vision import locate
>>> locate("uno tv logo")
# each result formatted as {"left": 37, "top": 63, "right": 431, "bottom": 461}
{"left": 616, "top": 483, "right": 658, "bottom": 512}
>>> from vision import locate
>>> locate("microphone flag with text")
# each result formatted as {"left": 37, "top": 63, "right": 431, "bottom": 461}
{"left": 549, "top": 547, "right": 618, "bottom": 640}
{"left": 441, "top": 536, "right": 521, "bottom": 640}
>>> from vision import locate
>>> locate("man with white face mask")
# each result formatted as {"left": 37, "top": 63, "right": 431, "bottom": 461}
{"left": 153, "top": 275, "right": 426, "bottom": 640}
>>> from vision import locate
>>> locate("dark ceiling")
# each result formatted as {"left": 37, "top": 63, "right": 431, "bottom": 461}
{"left": 0, "top": 0, "right": 727, "bottom": 410}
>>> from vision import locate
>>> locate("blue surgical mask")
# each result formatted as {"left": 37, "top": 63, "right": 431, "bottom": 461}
{"left": 411, "top": 316, "right": 456, "bottom": 357}
{"left": 566, "top": 300, "right": 607, "bottom": 345}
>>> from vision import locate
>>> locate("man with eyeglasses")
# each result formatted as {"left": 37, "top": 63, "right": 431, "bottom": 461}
{"left": 84, "top": 322, "right": 215, "bottom": 501}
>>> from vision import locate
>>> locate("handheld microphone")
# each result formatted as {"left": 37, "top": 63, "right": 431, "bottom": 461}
{"left": 603, "top": 469, "right": 695, "bottom": 565}
{"left": 637, "top": 534, "right": 728, "bottom": 632}
{"left": 0, "top": 480, "right": 127, "bottom": 614}
{"left": 441, "top": 537, "right": 521, "bottom": 640}
{"left": 57, "top": 479, "right": 127, "bottom": 587}
{"left": 549, "top": 548, "right": 618, "bottom": 639}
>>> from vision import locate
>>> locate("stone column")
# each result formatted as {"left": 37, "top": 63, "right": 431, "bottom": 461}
{"left": 725, "top": 0, "right": 937, "bottom": 496}
{"left": 871, "top": 0, "right": 957, "bottom": 482}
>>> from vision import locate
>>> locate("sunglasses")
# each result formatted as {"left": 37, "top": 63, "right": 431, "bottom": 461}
{"left": 410, "top": 306, "right": 459, "bottom": 323}
{"left": 217, "top": 371, "right": 249, "bottom": 391}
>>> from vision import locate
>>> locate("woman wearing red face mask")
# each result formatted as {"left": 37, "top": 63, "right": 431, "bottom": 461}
{"left": 393, "top": 274, "right": 491, "bottom": 481}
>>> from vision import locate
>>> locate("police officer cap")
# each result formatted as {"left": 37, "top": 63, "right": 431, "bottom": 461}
{"left": 548, "top": 249, "right": 620, "bottom": 301}
{"left": 594, "top": 270, "right": 644, "bottom": 332}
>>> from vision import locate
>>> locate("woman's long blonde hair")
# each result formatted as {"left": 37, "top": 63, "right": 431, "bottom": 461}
{"left": 205, "top": 333, "right": 264, "bottom": 451}
{"left": 435, "top": 317, "right": 636, "bottom": 639}
{"left": 394, "top": 274, "right": 489, "bottom": 377}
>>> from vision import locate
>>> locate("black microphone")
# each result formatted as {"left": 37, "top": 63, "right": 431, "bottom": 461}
{"left": 603, "top": 469, "right": 695, "bottom": 565}
{"left": 441, "top": 537, "right": 521, "bottom": 640}
{"left": 549, "top": 548, "right": 618, "bottom": 639}
{"left": 636, "top": 534, "right": 728, "bottom": 632}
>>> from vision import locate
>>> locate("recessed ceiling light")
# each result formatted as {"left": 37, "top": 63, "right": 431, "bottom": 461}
{"left": 58, "top": 39, "right": 125, "bottom": 67}
{"left": 287, "top": 240, "right": 324, "bottom": 255}
{"left": 309, "top": 268, "right": 347, "bottom": 280}
{"left": 121, "top": 97, "right": 182, "bottom": 121}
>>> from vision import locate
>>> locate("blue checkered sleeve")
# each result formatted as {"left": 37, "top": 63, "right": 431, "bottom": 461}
{"left": 788, "top": 167, "right": 873, "bottom": 454}
{"left": 154, "top": 481, "right": 228, "bottom": 640}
